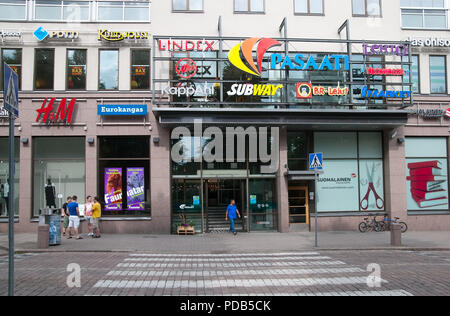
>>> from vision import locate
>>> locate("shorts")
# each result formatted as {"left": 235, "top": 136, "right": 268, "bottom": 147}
{"left": 93, "top": 218, "right": 100, "bottom": 229}
{"left": 85, "top": 216, "right": 94, "bottom": 224}
{"left": 63, "top": 216, "right": 70, "bottom": 229}
{"left": 68, "top": 216, "right": 80, "bottom": 229}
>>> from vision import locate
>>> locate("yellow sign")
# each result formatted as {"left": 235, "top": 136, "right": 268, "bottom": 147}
{"left": 98, "top": 30, "right": 148, "bottom": 42}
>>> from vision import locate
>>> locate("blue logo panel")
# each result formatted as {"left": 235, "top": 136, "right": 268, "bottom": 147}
{"left": 33, "top": 27, "right": 49, "bottom": 41}
{"left": 97, "top": 104, "right": 147, "bottom": 116}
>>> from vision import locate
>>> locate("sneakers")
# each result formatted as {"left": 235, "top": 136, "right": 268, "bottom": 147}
{"left": 88, "top": 233, "right": 93, "bottom": 237}
{"left": 233, "top": 232, "right": 237, "bottom": 236}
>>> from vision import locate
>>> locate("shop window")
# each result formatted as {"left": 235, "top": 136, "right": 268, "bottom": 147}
{"left": 314, "top": 132, "right": 384, "bottom": 212}
{"left": 401, "top": 0, "right": 447, "bottom": 29}
{"left": 97, "top": 1, "right": 150, "bottom": 22}
{"left": 0, "top": 137, "right": 20, "bottom": 217}
{"left": 234, "top": 0, "right": 265, "bottom": 13}
{"left": 249, "top": 179, "right": 277, "bottom": 231}
{"left": 67, "top": 49, "right": 87, "bottom": 90}
{"left": 0, "top": 0, "right": 27, "bottom": 21}
{"left": 99, "top": 50, "right": 118, "bottom": 90}
{"left": 288, "top": 132, "right": 308, "bottom": 170}
{"left": 352, "top": 0, "right": 381, "bottom": 17}
{"left": 294, "top": 0, "right": 324, "bottom": 15}
{"left": 1, "top": 48, "right": 22, "bottom": 91}
{"left": 402, "top": 55, "right": 420, "bottom": 93}
{"left": 405, "top": 137, "right": 449, "bottom": 211}
{"left": 173, "top": 0, "right": 203, "bottom": 11}
{"left": 430, "top": 56, "right": 447, "bottom": 94}
{"left": 131, "top": 50, "right": 150, "bottom": 90}
{"left": 98, "top": 137, "right": 150, "bottom": 217}
{"left": 33, "top": 137, "right": 85, "bottom": 217}
{"left": 171, "top": 179, "right": 202, "bottom": 232}
{"left": 35, "top": 49, "right": 54, "bottom": 90}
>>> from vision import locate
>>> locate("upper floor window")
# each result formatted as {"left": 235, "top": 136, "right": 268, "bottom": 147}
{"left": 99, "top": 49, "right": 119, "bottom": 90}
{"left": 352, "top": 0, "right": 381, "bottom": 17}
{"left": 1, "top": 49, "right": 22, "bottom": 91}
{"left": 35, "top": 49, "right": 55, "bottom": 90}
{"left": 67, "top": 49, "right": 87, "bottom": 90}
{"left": 34, "top": 0, "right": 90, "bottom": 21}
{"left": 401, "top": 0, "right": 447, "bottom": 29}
{"left": 234, "top": 0, "right": 264, "bottom": 13}
{"left": 294, "top": 0, "right": 324, "bottom": 15}
{"left": 0, "top": 0, "right": 27, "bottom": 20}
{"left": 430, "top": 56, "right": 447, "bottom": 94}
{"left": 97, "top": 1, "right": 150, "bottom": 22}
{"left": 173, "top": 0, "right": 203, "bottom": 11}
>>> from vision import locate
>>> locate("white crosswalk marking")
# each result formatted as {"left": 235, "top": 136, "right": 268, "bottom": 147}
{"left": 89, "top": 252, "right": 414, "bottom": 296}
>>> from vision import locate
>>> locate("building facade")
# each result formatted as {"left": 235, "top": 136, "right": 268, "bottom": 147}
{"left": 0, "top": 0, "right": 449, "bottom": 234}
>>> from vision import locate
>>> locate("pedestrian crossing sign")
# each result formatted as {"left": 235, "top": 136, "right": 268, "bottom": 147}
{"left": 3, "top": 63, "right": 19, "bottom": 117}
{"left": 309, "top": 153, "right": 323, "bottom": 171}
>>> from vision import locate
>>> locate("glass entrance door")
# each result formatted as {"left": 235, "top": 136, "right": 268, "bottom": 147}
{"left": 288, "top": 186, "right": 309, "bottom": 224}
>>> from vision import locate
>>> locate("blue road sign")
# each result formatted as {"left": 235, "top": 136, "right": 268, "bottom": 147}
{"left": 3, "top": 63, "right": 19, "bottom": 117}
{"left": 309, "top": 153, "right": 323, "bottom": 171}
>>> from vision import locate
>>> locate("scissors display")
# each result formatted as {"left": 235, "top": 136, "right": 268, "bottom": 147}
{"left": 360, "top": 163, "right": 384, "bottom": 210}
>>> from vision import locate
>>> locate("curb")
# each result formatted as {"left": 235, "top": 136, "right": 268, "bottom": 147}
{"left": 8, "top": 247, "right": 450, "bottom": 254}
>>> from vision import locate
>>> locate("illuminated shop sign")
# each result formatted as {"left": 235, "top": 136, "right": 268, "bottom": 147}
{"left": 164, "top": 82, "right": 214, "bottom": 97}
{"left": 35, "top": 98, "right": 76, "bottom": 124}
{"left": 227, "top": 84, "right": 283, "bottom": 96}
{"left": 33, "top": 27, "right": 79, "bottom": 41}
{"left": 272, "top": 54, "right": 349, "bottom": 71}
{"left": 228, "top": 37, "right": 281, "bottom": 76}
{"left": 363, "top": 44, "right": 408, "bottom": 56}
{"left": 176, "top": 58, "right": 197, "bottom": 79}
{"left": 98, "top": 30, "right": 148, "bottom": 42}
{"left": 158, "top": 39, "right": 215, "bottom": 51}
{"left": 408, "top": 109, "right": 450, "bottom": 119}
{"left": 361, "top": 87, "right": 411, "bottom": 99}
{"left": 97, "top": 104, "right": 147, "bottom": 116}
{"left": 0, "top": 30, "right": 21, "bottom": 39}
{"left": 296, "top": 83, "right": 348, "bottom": 99}
{"left": 407, "top": 37, "right": 450, "bottom": 48}
{"left": 365, "top": 67, "right": 405, "bottom": 76}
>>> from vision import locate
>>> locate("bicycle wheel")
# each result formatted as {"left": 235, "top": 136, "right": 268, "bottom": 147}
{"left": 378, "top": 221, "right": 386, "bottom": 232}
{"left": 359, "top": 222, "right": 368, "bottom": 233}
{"left": 399, "top": 222, "right": 408, "bottom": 233}
{"left": 374, "top": 222, "right": 383, "bottom": 232}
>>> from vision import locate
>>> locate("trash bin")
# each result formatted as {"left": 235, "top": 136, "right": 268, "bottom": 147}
{"left": 39, "top": 210, "right": 61, "bottom": 246}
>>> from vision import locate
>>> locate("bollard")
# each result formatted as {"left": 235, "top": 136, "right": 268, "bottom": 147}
{"left": 390, "top": 223, "right": 402, "bottom": 247}
{"left": 37, "top": 224, "right": 50, "bottom": 249}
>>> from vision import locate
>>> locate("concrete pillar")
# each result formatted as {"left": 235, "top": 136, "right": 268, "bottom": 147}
{"left": 119, "top": 47, "right": 131, "bottom": 91}
{"left": 17, "top": 132, "right": 32, "bottom": 232}
{"left": 383, "top": 128, "right": 407, "bottom": 221}
{"left": 21, "top": 47, "right": 34, "bottom": 91}
{"left": 150, "top": 123, "right": 171, "bottom": 234}
{"left": 85, "top": 136, "right": 96, "bottom": 199}
{"left": 86, "top": 48, "right": 98, "bottom": 91}
{"left": 54, "top": 47, "right": 66, "bottom": 91}
{"left": 277, "top": 126, "right": 289, "bottom": 233}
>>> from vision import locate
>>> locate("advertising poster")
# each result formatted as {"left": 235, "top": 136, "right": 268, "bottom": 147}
{"left": 105, "top": 168, "right": 123, "bottom": 211}
{"left": 406, "top": 158, "right": 449, "bottom": 210}
{"left": 317, "top": 160, "right": 359, "bottom": 212}
{"left": 127, "top": 168, "right": 145, "bottom": 211}
{"left": 359, "top": 160, "right": 385, "bottom": 211}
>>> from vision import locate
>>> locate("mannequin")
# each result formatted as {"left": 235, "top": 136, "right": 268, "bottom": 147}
{"left": 2, "top": 178, "right": 9, "bottom": 214}
{"left": 45, "top": 178, "right": 56, "bottom": 209}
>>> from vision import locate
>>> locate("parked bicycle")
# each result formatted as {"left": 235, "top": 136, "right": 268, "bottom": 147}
{"left": 358, "top": 214, "right": 384, "bottom": 233}
{"left": 380, "top": 214, "right": 408, "bottom": 233}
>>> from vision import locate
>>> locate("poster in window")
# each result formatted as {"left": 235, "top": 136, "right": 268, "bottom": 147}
{"left": 126, "top": 168, "right": 145, "bottom": 211}
{"left": 406, "top": 158, "right": 449, "bottom": 210}
{"left": 105, "top": 168, "right": 122, "bottom": 211}
{"left": 359, "top": 160, "right": 385, "bottom": 211}
{"left": 72, "top": 66, "right": 83, "bottom": 76}
{"left": 317, "top": 160, "right": 359, "bottom": 212}
{"left": 135, "top": 66, "right": 146, "bottom": 76}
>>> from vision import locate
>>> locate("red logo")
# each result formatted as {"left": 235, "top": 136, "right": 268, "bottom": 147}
{"left": 446, "top": 108, "right": 450, "bottom": 118}
{"left": 176, "top": 58, "right": 198, "bottom": 79}
{"left": 36, "top": 98, "right": 76, "bottom": 124}
{"left": 296, "top": 83, "right": 312, "bottom": 99}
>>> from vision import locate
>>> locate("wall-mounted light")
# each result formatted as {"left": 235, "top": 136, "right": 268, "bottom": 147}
{"left": 87, "top": 138, "right": 95, "bottom": 145}
{"left": 153, "top": 137, "right": 160, "bottom": 144}
{"left": 84, "top": 126, "right": 88, "bottom": 132}
{"left": 397, "top": 137, "right": 405, "bottom": 145}
{"left": 21, "top": 137, "right": 29, "bottom": 145}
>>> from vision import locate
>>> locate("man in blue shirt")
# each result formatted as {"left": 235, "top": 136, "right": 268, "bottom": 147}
{"left": 67, "top": 195, "right": 82, "bottom": 240}
{"left": 226, "top": 200, "right": 241, "bottom": 235}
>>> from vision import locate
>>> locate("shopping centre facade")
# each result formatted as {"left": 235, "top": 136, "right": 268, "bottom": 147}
{"left": 0, "top": 0, "right": 450, "bottom": 234}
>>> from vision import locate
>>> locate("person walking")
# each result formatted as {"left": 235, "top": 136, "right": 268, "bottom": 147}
{"left": 61, "top": 196, "right": 72, "bottom": 236}
{"left": 85, "top": 195, "right": 94, "bottom": 237}
{"left": 67, "top": 195, "right": 82, "bottom": 240}
{"left": 226, "top": 199, "right": 241, "bottom": 236}
{"left": 92, "top": 196, "right": 102, "bottom": 238}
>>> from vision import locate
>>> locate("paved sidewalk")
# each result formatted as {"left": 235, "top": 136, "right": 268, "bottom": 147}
{"left": 0, "top": 231, "right": 449, "bottom": 254}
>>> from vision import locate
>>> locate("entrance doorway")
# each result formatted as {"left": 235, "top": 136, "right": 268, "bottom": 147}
{"left": 288, "top": 186, "right": 309, "bottom": 225}
{"left": 205, "top": 179, "right": 246, "bottom": 232}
